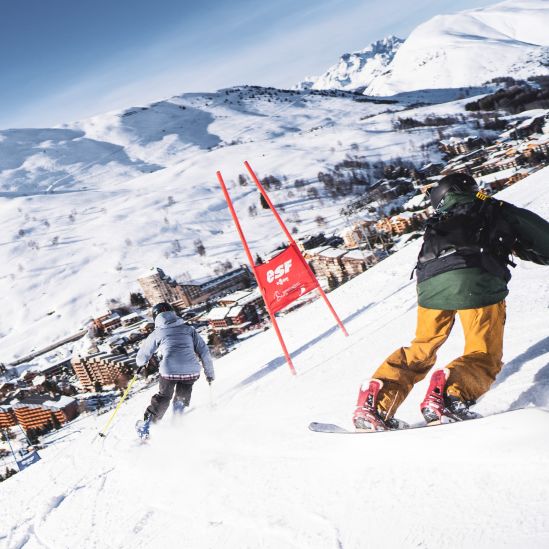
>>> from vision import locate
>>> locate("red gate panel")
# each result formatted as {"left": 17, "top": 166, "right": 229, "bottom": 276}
{"left": 254, "top": 244, "right": 319, "bottom": 314}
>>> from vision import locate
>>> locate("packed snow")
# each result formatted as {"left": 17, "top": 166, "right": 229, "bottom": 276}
{"left": 1, "top": 167, "right": 548, "bottom": 549}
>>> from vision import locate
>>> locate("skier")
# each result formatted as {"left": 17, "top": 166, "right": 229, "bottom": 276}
{"left": 353, "top": 172, "right": 549, "bottom": 431}
{"left": 135, "top": 302, "right": 214, "bottom": 439}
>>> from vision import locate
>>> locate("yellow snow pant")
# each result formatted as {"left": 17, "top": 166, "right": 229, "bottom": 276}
{"left": 373, "top": 301, "right": 506, "bottom": 417}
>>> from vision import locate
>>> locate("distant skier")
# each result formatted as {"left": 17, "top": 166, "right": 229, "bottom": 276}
{"left": 353, "top": 173, "right": 549, "bottom": 431}
{"left": 135, "top": 302, "right": 214, "bottom": 439}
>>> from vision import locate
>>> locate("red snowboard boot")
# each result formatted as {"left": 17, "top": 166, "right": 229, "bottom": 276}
{"left": 420, "top": 369, "right": 481, "bottom": 424}
{"left": 353, "top": 379, "right": 408, "bottom": 431}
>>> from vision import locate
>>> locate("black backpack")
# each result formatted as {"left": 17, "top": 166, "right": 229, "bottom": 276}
{"left": 415, "top": 195, "right": 517, "bottom": 283}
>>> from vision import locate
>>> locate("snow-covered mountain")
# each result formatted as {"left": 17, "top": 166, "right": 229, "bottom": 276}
{"left": 1, "top": 0, "right": 547, "bottom": 366}
{"left": 298, "top": 36, "right": 403, "bottom": 92}
{"left": 2, "top": 167, "right": 549, "bottom": 549}
{"left": 300, "top": 1, "right": 549, "bottom": 96}
{"left": 1, "top": 84, "right": 488, "bottom": 363}
{"left": 366, "top": 0, "right": 549, "bottom": 95}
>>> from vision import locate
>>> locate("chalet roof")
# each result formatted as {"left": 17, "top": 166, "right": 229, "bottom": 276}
{"left": 526, "top": 135, "right": 549, "bottom": 146}
{"left": 43, "top": 396, "right": 76, "bottom": 410}
{"left": 476, "top": 167, "right": 526, "bottom": 184}
{"left": 343, "top": 249, "right": 374, "bottom": 261}
{"left": 32, "top": 375, "right": 46, "bottom": 386}
{"left": 227, "top": 306, "right": 244, "bottom": 318}
{"left": 199, "top": 266, "right": 249, "bottom": 291}
{"left": 304, "top": 245, "right": 330, "bottom": 256}
{"left": 391, "top": 211, "right": 415, "bottom": 221}
{"left": 404, "top": 193, "right": 428, "bottom": 209}
{"left": 120, "top": 312, "right": 141, "bottom": 322}
{"left": 28, "top": 356, "right": 71, "bottom": 375}
{"left": 516, "top": 114, "right": 545, "bottom": 130}
{"left": 317, "top": 247, "right": 347, "bottom": 259}
{"left": 206, "top": 307, "right": 231, "bottom": 321}
{"left": 218, "top": 288, "right": 261, "bottom": 305}
{"left": 439, "top": 135, "right": 481, "bottom": 146}
{"left": 137, "top": 267, "right": 170, "bottom": 281}
{"left": 13, "top": 394, "right": 51, "bottom": 407}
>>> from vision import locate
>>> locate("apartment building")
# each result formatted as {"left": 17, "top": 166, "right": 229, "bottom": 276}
{"left": 11, "top": 395, "right": 78, "bottom": 431}
{"left": 71, "top": 352, "right": 136, "bottom": 391}
{"left": 138, "top": 266, "right": 254, "bottom": 309}
{"left": 0, "top": 404, "right": 17, "bottom": 428}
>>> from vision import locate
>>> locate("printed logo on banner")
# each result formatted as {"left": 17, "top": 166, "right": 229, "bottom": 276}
{"left": 16, "top": 449, "right": 41, "bottom": 471}
{"left": 255, "top": 244, "right": 319, "bottom": 313}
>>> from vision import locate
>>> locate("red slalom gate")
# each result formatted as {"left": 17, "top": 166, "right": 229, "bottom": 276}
{"left": 217, "top": 162, "right": 348, "bottom": 375}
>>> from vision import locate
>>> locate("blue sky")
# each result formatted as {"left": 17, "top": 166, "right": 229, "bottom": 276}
{"left": 0, "top": 0, "right": 497, "bottom": 128}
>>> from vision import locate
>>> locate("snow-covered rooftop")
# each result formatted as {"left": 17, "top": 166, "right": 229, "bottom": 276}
{"left": 343, "top": 249, "right": 374, "bottom": 260}
{"left": 317, "top": 247, "right": 347, "bottom": 259}
{"left": 206, "top": 307, "right": 231, "bottom": 321}
{"left": 43, "top": 396, "right": 77, "bottom": 409}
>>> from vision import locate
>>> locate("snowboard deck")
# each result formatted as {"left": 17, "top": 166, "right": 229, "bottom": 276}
{"left": 309, "top": 408, "right": 526, "bottom": 434}
{"left": 308, "top": 421, "right": 429, "bottom": 434}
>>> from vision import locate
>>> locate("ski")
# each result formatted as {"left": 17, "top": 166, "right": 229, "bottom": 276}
{"left": 135, "top": 419, "right": 151, "bottom": 442}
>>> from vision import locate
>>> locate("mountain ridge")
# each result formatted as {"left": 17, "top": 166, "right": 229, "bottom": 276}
{"left": 302, "top": 0, "right": 549, "bottom": 96}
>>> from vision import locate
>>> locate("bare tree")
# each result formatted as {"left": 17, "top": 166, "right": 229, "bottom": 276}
{"left": 194, "top": 238, "right": 206, "bottom": 256}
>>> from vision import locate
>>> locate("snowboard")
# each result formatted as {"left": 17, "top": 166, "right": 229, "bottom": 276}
{"left": 309, "top": 408, "right": 526, "bottom": 434}
{"left": 308, "top": 421, "right": 425, "bottom": 434}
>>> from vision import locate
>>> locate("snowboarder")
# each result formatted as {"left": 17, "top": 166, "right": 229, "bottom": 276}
{"left": 135, "top": 302, "right": 215, "bottom": 439}
{"left": 353, "top": 173, "right": 549, "bottom": 431}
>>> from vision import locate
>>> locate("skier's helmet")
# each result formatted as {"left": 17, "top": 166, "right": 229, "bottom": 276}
{"left": 429, "top": 173, "right": 478, "bottom": 210}
{"left": 151, "top": 302, "right": 174, "bottom": 320}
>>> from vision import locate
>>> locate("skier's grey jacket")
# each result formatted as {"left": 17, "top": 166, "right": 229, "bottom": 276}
{"left": 136, "top": 311, "right": 214, "bottom": 380}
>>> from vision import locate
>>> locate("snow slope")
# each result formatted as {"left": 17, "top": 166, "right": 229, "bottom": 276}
{"left": 2, "top": 168, "right": 548, "bottom": 549}
{"left": 1, "top": 84, "right": 488, "bottom": 363}
{"left": 366, "top": 0, "right": 549, "bottom": 95}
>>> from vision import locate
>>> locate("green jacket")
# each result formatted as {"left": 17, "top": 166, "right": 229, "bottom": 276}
{"left": 417, "top": 192, "right": 549, "bottom": 310}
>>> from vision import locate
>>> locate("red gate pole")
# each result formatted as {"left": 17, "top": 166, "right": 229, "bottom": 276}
{"left": 216, "top": 171, "right": 297, "bottom": 375}
{"left": 244, "top": 160, "right": 348, "bottom": 337}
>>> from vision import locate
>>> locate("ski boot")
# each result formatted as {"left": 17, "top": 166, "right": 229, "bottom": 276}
{"left": 353, "top": 379, "right": 408, "bottom": 431}
{"left": 135, "top": 416, "right": 152, "bottom": 440}
{"left": 420, "top": 369, "right": 481, "bottom": 424}
{"left": 172, "top": 399, "right": 186, "bottom": 416}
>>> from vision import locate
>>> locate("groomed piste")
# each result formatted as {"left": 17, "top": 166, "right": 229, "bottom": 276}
{"left": 2, "top": 167, "right": 549, "bottom": 549}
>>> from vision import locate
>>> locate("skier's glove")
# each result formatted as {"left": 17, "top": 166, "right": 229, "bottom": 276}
{"left": 206, "top": 376, "right": 214, "bottom": 384}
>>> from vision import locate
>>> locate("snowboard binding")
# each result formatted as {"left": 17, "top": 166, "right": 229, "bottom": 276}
{"left": 421, "top": 369, "right": 481, "bottom": 424}
{"left": 353, "top": 379, "right": 409, "bottom": 431}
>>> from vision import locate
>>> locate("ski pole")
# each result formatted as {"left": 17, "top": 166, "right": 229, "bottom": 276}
{"left": 97, "top": 370, "right": 140, "bottom": 439}
{"left": 208, "top": 380, "right": 215, "bottom": 408}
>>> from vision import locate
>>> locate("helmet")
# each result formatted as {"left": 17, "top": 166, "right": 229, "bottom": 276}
{"left": 429, "top": 173, "right": 478, "bottom": 210}
{"left": 151, "top": 302, "right": 174, "bottom": 320}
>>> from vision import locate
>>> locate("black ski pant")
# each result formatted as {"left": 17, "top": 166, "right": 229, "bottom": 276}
{"left": 145, "top": 377, "right": 196, "bottom": 421}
